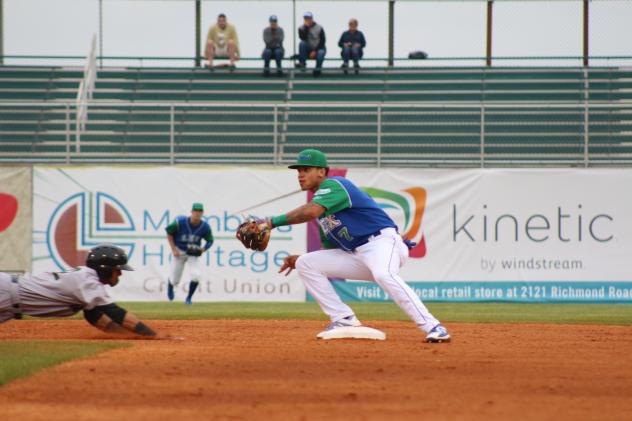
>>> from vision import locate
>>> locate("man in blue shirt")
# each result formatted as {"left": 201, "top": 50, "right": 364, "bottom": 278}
{"left": 165, "top": 203, "right": 214, "bottom": 304}
{"left": 263, "top": 149, "right": 450, "bottom": 343}
{"left": 262, "top": 15, "right": 284, "bottom": 77}
{"left": 338, "top": 19, "right": 366, "bottom": 74}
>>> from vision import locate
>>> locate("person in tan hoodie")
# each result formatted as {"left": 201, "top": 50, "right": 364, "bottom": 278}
{"left": 205, "top": 13, "right": 240, "bottom": 69}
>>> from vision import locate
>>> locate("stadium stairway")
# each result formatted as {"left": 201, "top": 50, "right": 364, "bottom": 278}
{"left": 1, "top": 65, "right": 631, "bottom": 165}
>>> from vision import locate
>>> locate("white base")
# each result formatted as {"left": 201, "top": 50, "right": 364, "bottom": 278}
{"left": 316, "top": 326, "right": 386, "bottom": 341}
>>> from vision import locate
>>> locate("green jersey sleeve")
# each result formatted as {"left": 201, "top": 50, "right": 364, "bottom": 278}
{"left": 203, "top": 229, "right": 214, "bottom": 243}
{"left": 165, "top": 220, "right": 178, "bottom": 235}
{"left": 312, "top": 179, "right": 351, "bottom": 215}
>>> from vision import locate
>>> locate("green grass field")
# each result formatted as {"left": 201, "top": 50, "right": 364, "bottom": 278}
{"left": 0, "top": 341, "right": 129, "bottom": 386}
{"left": 113, "top": 302, "right": 632, "bottom": 326}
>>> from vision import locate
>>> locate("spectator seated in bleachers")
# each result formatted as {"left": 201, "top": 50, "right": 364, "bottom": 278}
{"left": 338, "top": 19, "right": 366, "bottom": 74}
{"left": 205, "top": 13, "right": 240, "bottom": 70}
{"left": 262, "top": 15, "right": 285, "bottom": 77}
{"left": 297, "top": 12, "right": 326, "bottom": 77}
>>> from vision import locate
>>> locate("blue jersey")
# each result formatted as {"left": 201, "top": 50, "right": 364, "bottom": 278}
{"left": 312, "top": 176, "right": 397, "bottom": 251}
{"left": 165, "top": 216, "right": 214, "bottom": 251}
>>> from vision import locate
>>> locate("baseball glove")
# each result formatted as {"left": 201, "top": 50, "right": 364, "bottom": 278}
{"left": 186, "top": 244, "right": 203, "bottom": 256}
{"left": 236, "top": 219, "right": 271, "bottom": 252}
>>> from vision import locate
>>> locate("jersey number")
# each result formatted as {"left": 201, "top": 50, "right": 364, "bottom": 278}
{"left": 337, "top": 227, "right": 353, "bottom": 241}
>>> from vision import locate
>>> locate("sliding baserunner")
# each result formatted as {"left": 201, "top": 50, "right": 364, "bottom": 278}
{"left": 0, "top": 244, "right": 168, "bottom": 339}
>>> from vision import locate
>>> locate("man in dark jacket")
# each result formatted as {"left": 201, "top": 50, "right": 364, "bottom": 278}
{"left": 297, "top": 12, "right": 326, "bottom": 77}
{"left": 262, "top": 15, "right": 284, "bottom": 77}
{"left": 338, "top": 19, "right": 366, "bottom": 74}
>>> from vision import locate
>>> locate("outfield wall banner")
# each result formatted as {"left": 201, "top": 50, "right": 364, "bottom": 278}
{"left": 314, "top": 168, "right": 632, "bottom": 303}
{"left": 0, "top": 166, "right": 32, "bottom": 273}
{"left": 32, "top": 167, "right": 307, "bottom": 302}
{"left": 32, "top": 167, "right": 632, "bottom": 303}
{"left": 323, "top": 281, "right": 632, "bottom": 304}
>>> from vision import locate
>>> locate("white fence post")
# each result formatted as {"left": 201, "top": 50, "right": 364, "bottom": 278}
{"left": 583, "top": 68, "right": 590, "bottom": 168}
{"left": 98, "top": 0, "right": 103, "bottom": 69}
{"left": 75, "top": 102, "right": 80, "bottom": 153}
{"left": 65, "top": 103, "right": 70, "bottom": 164}
{"left": 480, "top": 103, "right": 486, "bottom": 168}
{"left": 170, "top": 104, "right": 175, "bottom": 165}
{"left": 377, "top": 104, "right": 382, "bottom": 168}
{"left": 584, "top": 102, "right": 589, "bottom": 168}
{"left": 273, "top": 104, "right": 278, "bottom": 165}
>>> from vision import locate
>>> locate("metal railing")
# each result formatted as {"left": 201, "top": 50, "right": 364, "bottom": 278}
{"left": 1, "top": 101, "right": 631, "bottom": 167}
{"left": 3, "top": 54, "right": 632, "bottom": 69}
{"left": 75, "top": 35, "right": 98, "bottom": 152}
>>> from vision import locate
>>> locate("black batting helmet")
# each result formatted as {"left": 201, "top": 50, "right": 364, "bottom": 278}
{"left": 86, "top": 244, "right": 133, "bottom": 281}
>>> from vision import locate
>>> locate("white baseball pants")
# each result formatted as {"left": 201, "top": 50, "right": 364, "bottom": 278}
{"left": 169, "top": 251, "right": 202, "bottom": 286}
{"left": 295, "top": 228, "right": 440, "bottom": 333}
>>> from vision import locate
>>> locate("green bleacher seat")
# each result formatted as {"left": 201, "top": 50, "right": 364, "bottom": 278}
{"left": 1, "top": 65, "right": 632, "bottom": 165}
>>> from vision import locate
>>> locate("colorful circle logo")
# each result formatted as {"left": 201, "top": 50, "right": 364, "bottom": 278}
{"left": 361, "top": 187, "right": 427, "bottom": 258}
{"left": 46, "top": 192, "right": 135, "bottom": 269}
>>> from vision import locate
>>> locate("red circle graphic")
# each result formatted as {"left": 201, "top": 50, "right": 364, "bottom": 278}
{"left": 0, "top": 193, "right": 18, "bottom": 233}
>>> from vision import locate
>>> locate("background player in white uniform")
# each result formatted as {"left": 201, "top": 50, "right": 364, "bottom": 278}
{"left": 0, "top": 244, "right": 164, "bottom": 338}
{"left": 265, "top": 149, "right": 450, "bottom": 343}
{"left": 166, "top": 202, "right": 214, "bottom": 304}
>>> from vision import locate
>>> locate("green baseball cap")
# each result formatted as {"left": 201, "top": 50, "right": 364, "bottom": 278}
{"left": 191, "top": 202, "right": 204, "bottom": 212}
{"left": 288, "top": 149, "right": 329, "bottom": 169}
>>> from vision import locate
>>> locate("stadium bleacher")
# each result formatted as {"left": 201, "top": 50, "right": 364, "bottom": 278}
{"left": 0, "top": 65, "right": 631, "bottom": 165}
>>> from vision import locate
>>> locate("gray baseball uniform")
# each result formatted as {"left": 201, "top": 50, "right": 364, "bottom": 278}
{"left": 0, "top": 267, "right": 113, "bottom": 323}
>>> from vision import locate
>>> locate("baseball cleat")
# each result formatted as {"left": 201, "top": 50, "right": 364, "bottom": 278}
{"left": 185, "top": 297, "right": 192, "bottom": 305}
{"left": 167, "top": 282, "right": 174, "bottom": 301}
{"left": 425, "top": 324, "right": 451, "bottom": 343}
{"left": 326, "top": 315, "right": 362, "bottom": 329}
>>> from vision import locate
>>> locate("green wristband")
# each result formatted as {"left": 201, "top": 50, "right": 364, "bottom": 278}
{"left": 270, "top": 214, "right": 289, "bottom": 228}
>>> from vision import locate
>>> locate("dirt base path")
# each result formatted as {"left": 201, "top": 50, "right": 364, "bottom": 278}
{"left": 1, "top": 320, "right": 632, "bottom": 420}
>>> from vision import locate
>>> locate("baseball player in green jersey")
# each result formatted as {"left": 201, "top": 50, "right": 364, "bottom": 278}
{"left": 270, "top": 149, "right": 450, "bottom": 343}
{"left": 0, "top": 245, "right": 171, "bottom": 339}
{"left": 165, "top": 203, "right": 214, "bottom": 304}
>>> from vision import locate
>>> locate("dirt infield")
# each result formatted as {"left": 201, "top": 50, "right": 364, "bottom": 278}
{"left": 1, "top": 320, "right": 632, "bottom": 420}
